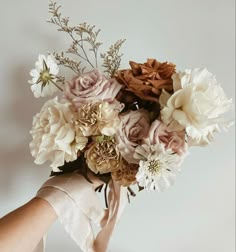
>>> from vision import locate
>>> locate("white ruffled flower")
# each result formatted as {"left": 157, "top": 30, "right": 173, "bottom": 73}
{"left": 30, "top": 97, "right": 88, "bottom": 172}
{"left": 134, "top": 144, "right": 181, "bottom": 191}
{"left": 77, "top": 100, "right": 124, "bottom": 137}
{"left": 29, "top": 54, "right": 60, "bottom": 98}
{"left": 160, "top": 68, "right": 233, "bottom": 146}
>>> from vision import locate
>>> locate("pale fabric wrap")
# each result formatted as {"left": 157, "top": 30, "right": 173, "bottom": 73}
{"left": 34, "top": 173, "right": 127, "bottom": 252}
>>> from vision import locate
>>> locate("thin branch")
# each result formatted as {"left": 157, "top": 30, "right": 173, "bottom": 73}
{"left": 50, "top": 80, "right": 63, "bottom": 91}
{"left": 48, "top": 2, "right": 103, "bottom": 69}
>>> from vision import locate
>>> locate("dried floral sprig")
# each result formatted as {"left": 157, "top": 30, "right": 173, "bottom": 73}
{"left": 55, "top": 75, "right": 66, "bottom": 85}
{"left": 52, "top": 52, "right": 85, "bottom": 75}
{"left": 48, "top": 1, "right": 102, "bottom": 71}
{"left": 73, "top": 23, "right": 103, "bottom": 68}
{"left": 101, "top": 39, "right": 126, "bottom": 77}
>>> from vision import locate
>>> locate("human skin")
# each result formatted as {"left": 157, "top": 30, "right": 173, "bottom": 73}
{"left": 0, "top": 197, "right": 57, "bottom": 252}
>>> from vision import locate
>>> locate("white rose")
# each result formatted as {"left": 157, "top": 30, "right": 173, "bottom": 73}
{"left": 160, "top": 68, "right": 232, "bottom": 146}
{"left": 30, "top": 97, "right": 88, "bottom": 171}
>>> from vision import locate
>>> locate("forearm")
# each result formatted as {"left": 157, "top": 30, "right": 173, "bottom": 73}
{"left": 0, "top": 197, "right": 57, "bottom": 252}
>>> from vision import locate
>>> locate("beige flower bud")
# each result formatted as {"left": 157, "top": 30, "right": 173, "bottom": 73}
{"left": 85, "top": 139, "right": 120, "bottom": 174}
{"left": 112, "top": 159, "right": 138, "bottom": 187}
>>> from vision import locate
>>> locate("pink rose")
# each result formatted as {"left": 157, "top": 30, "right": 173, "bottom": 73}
{"left": 116, "top": 109, "right": 150, "bottom": 164}
{"left": 64, "top": 69, "right": 122, "bottom": 107}
{"left": 145, "top": 120, "right": 188, "bottom": 156}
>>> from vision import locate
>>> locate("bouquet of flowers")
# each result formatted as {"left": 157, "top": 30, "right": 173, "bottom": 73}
{"left": 29, "top": 2, "right": 233, "bottom": 252}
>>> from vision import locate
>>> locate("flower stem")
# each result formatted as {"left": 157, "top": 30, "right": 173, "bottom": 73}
{"left": 104, "top": 183, "right": 109, "bottom": 208}
{"left": 50, "top": 80, "right": 63, "bottom": 92}
{"left": 127, "top": 186, "right": 136, "bottom": 197}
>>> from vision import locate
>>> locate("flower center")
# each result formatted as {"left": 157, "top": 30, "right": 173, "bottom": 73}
{"left": 148, "top": 159, "right": 161, "bottom": 174}
{"left": 40, "top": 70, "right": 52, "bottom": 85}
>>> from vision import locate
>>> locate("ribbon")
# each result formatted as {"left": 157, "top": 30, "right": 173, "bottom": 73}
{"left": 34, "top": 174, "right": 127, "bottom": 252}
{"left": 33, "top": 235, "right": 46, "bottom": 252}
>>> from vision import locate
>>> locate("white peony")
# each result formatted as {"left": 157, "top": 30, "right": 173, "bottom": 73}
{"left": 30, "top": 97, "right": 88, "bottom": 172}
{"left": 29, "top": 54, "right": 60, "bottom": 98}
{"left": 160, "top": 68, "right": 233, "bottom": 146}
{"left": 134, "top": 143, "right": 181, "bottom": 191}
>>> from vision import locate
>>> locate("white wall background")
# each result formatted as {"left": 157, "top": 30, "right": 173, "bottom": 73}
{"left": 0, "top": 0, "right": 235, "bottom": 252}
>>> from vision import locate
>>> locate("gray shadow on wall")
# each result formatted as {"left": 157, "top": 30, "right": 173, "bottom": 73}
{"left": 0, "top": 18, "right": 65, "bottom": 198}
{"left": 0, "top": 63, "right": 46, "bottom": 197}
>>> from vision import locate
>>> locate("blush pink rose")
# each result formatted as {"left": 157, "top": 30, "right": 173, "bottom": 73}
{"left": 145, "top": 120, "right": 188, "bottom": 157}
{"left": 116, "top": 109, "right": 150, "bottom": 164}
{"left": 64, "top": 69, "right": 122, "bottom": 107}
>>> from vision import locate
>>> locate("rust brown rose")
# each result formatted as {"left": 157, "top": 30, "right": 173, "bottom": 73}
{"left": 116, "top": 59, "right": 175, "bottom": 102}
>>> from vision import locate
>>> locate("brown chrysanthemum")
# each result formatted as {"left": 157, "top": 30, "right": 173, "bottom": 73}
{"left": 116, "top": 59, "right": 175, "bottom": 102}
{"left": 112, "top": 159, "right": 139, "bottom": 187}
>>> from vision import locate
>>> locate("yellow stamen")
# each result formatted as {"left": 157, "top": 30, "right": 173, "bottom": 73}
{"left": 40, "top": 70, "right": 52, "bottom": 85}
{"left": 148, "top": 160, "right": 161, "bottom": 174}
